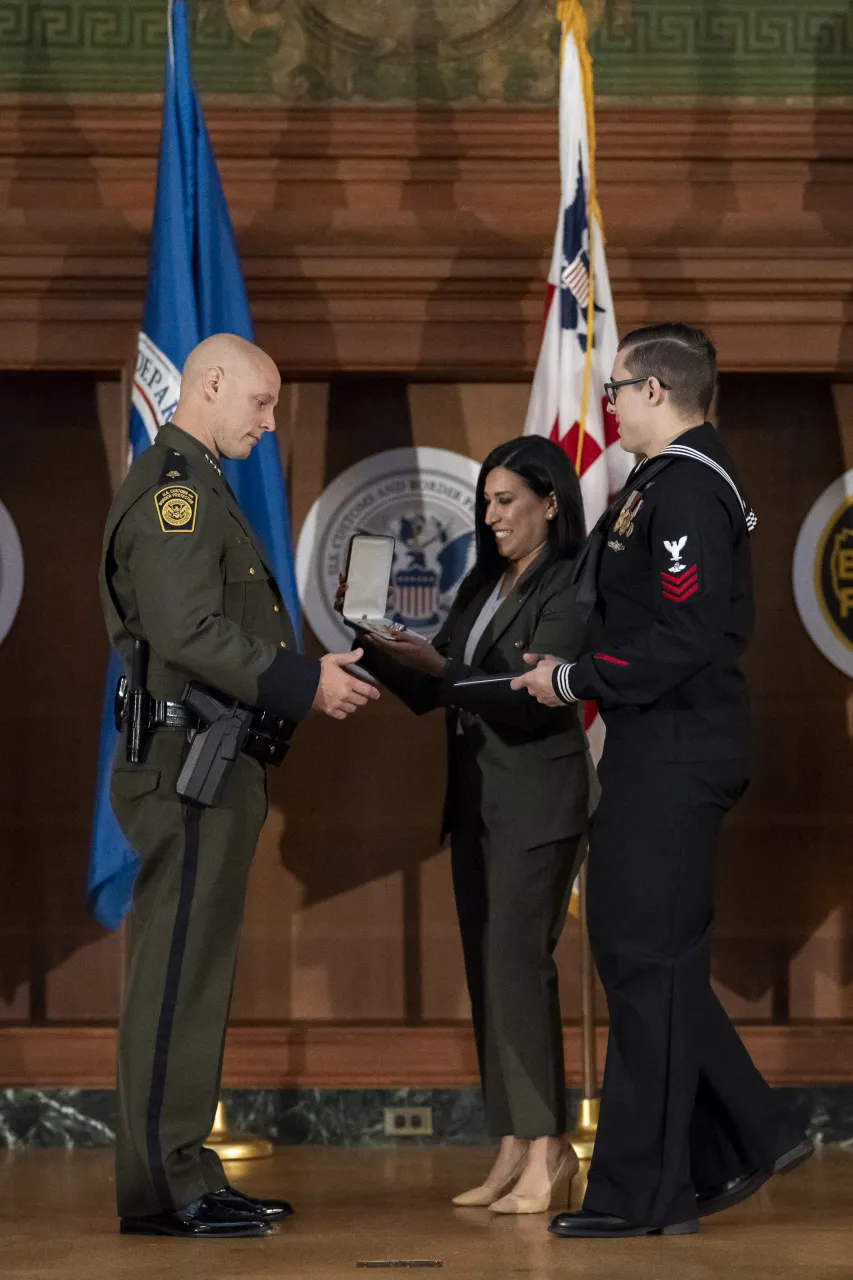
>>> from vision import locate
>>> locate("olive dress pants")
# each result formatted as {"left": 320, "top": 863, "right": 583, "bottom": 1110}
{"left": 109, "top": 729, "right": 267, "bottom": 1219}
{"left": 450, "top": 738, "right": 582, "bottom": 1139}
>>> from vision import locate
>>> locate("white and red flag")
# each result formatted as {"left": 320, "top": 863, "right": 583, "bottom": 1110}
{"left": 524, "top": 0, "right": 632, "bottom": 768}
{"left": 525, "top": 0, "right": 632, "bottom": 524}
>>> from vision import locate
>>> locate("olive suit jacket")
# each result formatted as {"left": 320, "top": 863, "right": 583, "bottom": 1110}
{"left": 360, "top": 555, "right": 593, "bottom": 851}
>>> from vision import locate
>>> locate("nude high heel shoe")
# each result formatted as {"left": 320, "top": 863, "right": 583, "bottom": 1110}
{"left": 452, "top": 1155, "right": 529, "bottom": 1207}
{"left": 489, "top": 1146, "right": 579, "bottom": 1215}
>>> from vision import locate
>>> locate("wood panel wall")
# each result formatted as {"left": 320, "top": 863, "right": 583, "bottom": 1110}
{"left": 0, "top": 104, "right": 852, "bottom": 375}
{"left": 1, "top": 101, "right": 853, "bottom": 1086}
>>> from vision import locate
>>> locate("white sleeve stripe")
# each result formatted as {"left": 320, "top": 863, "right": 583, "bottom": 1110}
{"left": 554, "top": 663, "right": 577, "bottom": 703}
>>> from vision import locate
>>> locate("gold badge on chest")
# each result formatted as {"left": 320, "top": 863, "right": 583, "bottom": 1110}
{"left": 613, "top": 490, "right": 644, "bottom": 538}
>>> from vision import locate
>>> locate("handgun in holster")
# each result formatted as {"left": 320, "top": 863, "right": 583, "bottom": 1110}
{"left": 125, "top": 638, "right": 154, "bottom": 764}
{"left": 176, "top": 683, "right": 255, "bottom": 808}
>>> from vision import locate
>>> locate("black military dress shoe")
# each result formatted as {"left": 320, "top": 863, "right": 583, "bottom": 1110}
{"left": 211, "top": 1184, "right": 294, "bottom": 1221}
{"left": 549, "top": 1209, "right": 699, "bottom": 1238}
{"left": 696, "top": 1137, "right": 815, "bottom": 1220}
{"left": 120, "top": 1192, "right": 271, "bottom": 1238}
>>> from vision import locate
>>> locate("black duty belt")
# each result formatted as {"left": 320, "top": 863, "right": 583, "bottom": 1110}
{"left": 150, "top": 700, "right": 198, "bottom": 730}
{"left": 114, "top": 679, "right": 198, "bottom": 731}
{"left": 114, "top": 676, "right": 291, "bottom": 768}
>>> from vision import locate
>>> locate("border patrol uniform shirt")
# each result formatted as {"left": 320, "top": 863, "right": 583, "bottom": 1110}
{"left": 100, "top": 422, "right": 320, "bottom": 725}
{"left": 553, "top": 422, "right": 755, "bottom": 761}
{"left": 99, "top": 423, "right": 321, "bottom": 1222}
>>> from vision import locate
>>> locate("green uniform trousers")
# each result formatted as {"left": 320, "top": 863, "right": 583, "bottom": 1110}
{"left": 109, "top": 727, "right": 267, "bottom": 1218}
{"left": 450, "top": 737, "right": 582, "bottom": 1140}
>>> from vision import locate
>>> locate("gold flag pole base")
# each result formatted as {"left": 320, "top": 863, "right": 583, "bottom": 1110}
{"left": 569, "top": 1096, "right": 600, "bottom": 1162}
{"left": 569, "top": 856, "right": 600, "bottom": 1164}
{"left": 205, "top": 1101, "right": 274, "bottom": 1162}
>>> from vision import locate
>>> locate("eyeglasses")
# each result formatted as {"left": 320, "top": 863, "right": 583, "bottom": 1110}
{"left": 603, "top": 376, "right": 671, "bottom": 406}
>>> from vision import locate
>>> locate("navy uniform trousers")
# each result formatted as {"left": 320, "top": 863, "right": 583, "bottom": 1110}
{"left": 582, "top": 733, "right": 800, "bottom": 1229}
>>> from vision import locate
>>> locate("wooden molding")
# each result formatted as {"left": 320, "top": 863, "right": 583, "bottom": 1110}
{"left": 3, "top": 101, "right": 853, "bottom": 159}
{"left": 1, "top": 103, "right": 853, "bottom": 374}
{"left": 1, "top": 1022, "right": 852, "bottom": 1089}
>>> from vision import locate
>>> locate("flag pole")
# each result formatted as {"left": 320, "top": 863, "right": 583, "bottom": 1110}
{"left": 163, "top": 0, "right": 271, "bottom": 1165}
{"left": 560, "top": 0, "right": 602, "bottom": 1162}
{"left": 559, "top": 0, "right": 600, "bottom": 476}
{"left": 569, "top": 856, "right": 599, "bottom": 1159}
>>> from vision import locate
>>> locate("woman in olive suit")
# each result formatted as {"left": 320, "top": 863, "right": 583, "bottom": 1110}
{"left": 338, "top": 436, "right": 591, "bottom": 1214}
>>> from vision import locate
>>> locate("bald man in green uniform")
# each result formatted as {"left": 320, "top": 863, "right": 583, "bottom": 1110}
{"left": 101, "top": 334, "right": 378, "bottom": 1238}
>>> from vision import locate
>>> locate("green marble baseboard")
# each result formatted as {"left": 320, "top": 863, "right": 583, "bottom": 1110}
{"left": 1, "top": 1087, "right": 851, "bottom": 1150}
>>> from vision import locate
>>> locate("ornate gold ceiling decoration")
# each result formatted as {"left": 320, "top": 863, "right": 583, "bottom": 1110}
{"left": 219, "top": 1, "right": 631, "bottom": 100}
{"left": 227, "top": 1, "right": 544, "bottom": 58}
{"left": 223, "top": 0, "right": 562, "bottom": 99}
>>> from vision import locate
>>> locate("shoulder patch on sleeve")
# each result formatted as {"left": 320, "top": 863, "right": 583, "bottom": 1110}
{"left": 155, "top": 485, "right": 198, "bottom": 532}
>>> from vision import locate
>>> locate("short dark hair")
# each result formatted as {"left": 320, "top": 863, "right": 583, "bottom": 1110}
{"left": 619, "top": 323, "right": 717, "bottom": 418}
{"left": 456, "top": 435, "right": 585, "bottom": 609}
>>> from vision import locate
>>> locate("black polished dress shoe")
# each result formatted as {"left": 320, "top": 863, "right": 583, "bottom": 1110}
{"left": 120, "top": 1192, "right": 271, "bottom": 1238}
{"left": 549, "top": 1209, "right": 698, "bottom": 1238}
{"left": 774, "top": 1137, "right": 815, "bottom": 1177}
{"left": 695, "top": 1169, "right": 770, "bottom": 1219}
{"left": 211, "top": 1185, "right": 294, "bottom": 1221}
{"left": 696, "top": 1136, "right": 815, "bottom": 1220}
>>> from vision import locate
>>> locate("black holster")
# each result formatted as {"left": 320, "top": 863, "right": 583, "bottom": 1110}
{"left": 176, "top": 684, "right": 254, "bottom": 808}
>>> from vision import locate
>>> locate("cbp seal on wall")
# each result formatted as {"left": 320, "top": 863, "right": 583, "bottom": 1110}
{"left": 0, "top": 500, "right": 24, "bottom": 646}
{"left": 793, "top": 470, "right": 853, "bottom": 678}
{"left": 296, "top": 447, "right": 480, "bottom": 653}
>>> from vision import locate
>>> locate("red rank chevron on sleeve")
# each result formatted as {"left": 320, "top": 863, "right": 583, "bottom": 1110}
{"left": 661, "top": 564, "right": 699, "bottom": 602}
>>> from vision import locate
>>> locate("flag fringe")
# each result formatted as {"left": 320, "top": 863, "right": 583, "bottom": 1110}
{"left": 557, "top": 0, "right": 600, "bottom": 475}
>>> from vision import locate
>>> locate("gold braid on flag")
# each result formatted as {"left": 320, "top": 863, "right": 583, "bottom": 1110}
{"left": 557, "top": 0, "right": 600, "bottom": 476}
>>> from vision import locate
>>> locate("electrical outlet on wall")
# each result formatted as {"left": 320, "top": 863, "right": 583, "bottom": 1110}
{"left": 383, "top": 1107, "right": 434, "bottom": 1138}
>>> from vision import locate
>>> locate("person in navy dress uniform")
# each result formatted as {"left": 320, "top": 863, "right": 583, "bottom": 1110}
{"left": 515, "top": 324, "right": 812, "bottom": 1239}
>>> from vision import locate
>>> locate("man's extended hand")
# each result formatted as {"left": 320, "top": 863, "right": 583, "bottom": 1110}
{"left": 313, "top": 649, "right": 380, "bottom": 721}
{"left": 510, "top": 653, "right": 565, "bottom": 707}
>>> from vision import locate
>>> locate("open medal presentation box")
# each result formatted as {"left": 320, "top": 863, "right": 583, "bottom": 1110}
{"left": 342, "top": 535, "right": 397, "bottom": 639}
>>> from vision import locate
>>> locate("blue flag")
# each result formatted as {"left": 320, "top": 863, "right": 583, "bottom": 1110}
{"left": 87, "top": 0, "right": 301, "bottom": 930}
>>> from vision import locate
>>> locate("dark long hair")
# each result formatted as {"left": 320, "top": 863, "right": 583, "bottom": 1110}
{"left": 456, "top": 435, "right": 585, "bottom": 610}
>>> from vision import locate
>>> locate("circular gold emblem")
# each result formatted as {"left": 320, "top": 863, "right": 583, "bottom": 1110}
{"left": 162, "top": 498, "right": 193, "bottom": 528}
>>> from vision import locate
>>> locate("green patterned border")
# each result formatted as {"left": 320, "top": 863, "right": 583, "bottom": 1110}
{"left": 591, "top": 1, "right": 853, "bottom": 99}
{"left": 0, "top": 0, "right": 277, "bottom": 94}
{"left": 0, "top": 1, "right": 851, "bottom": 102}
